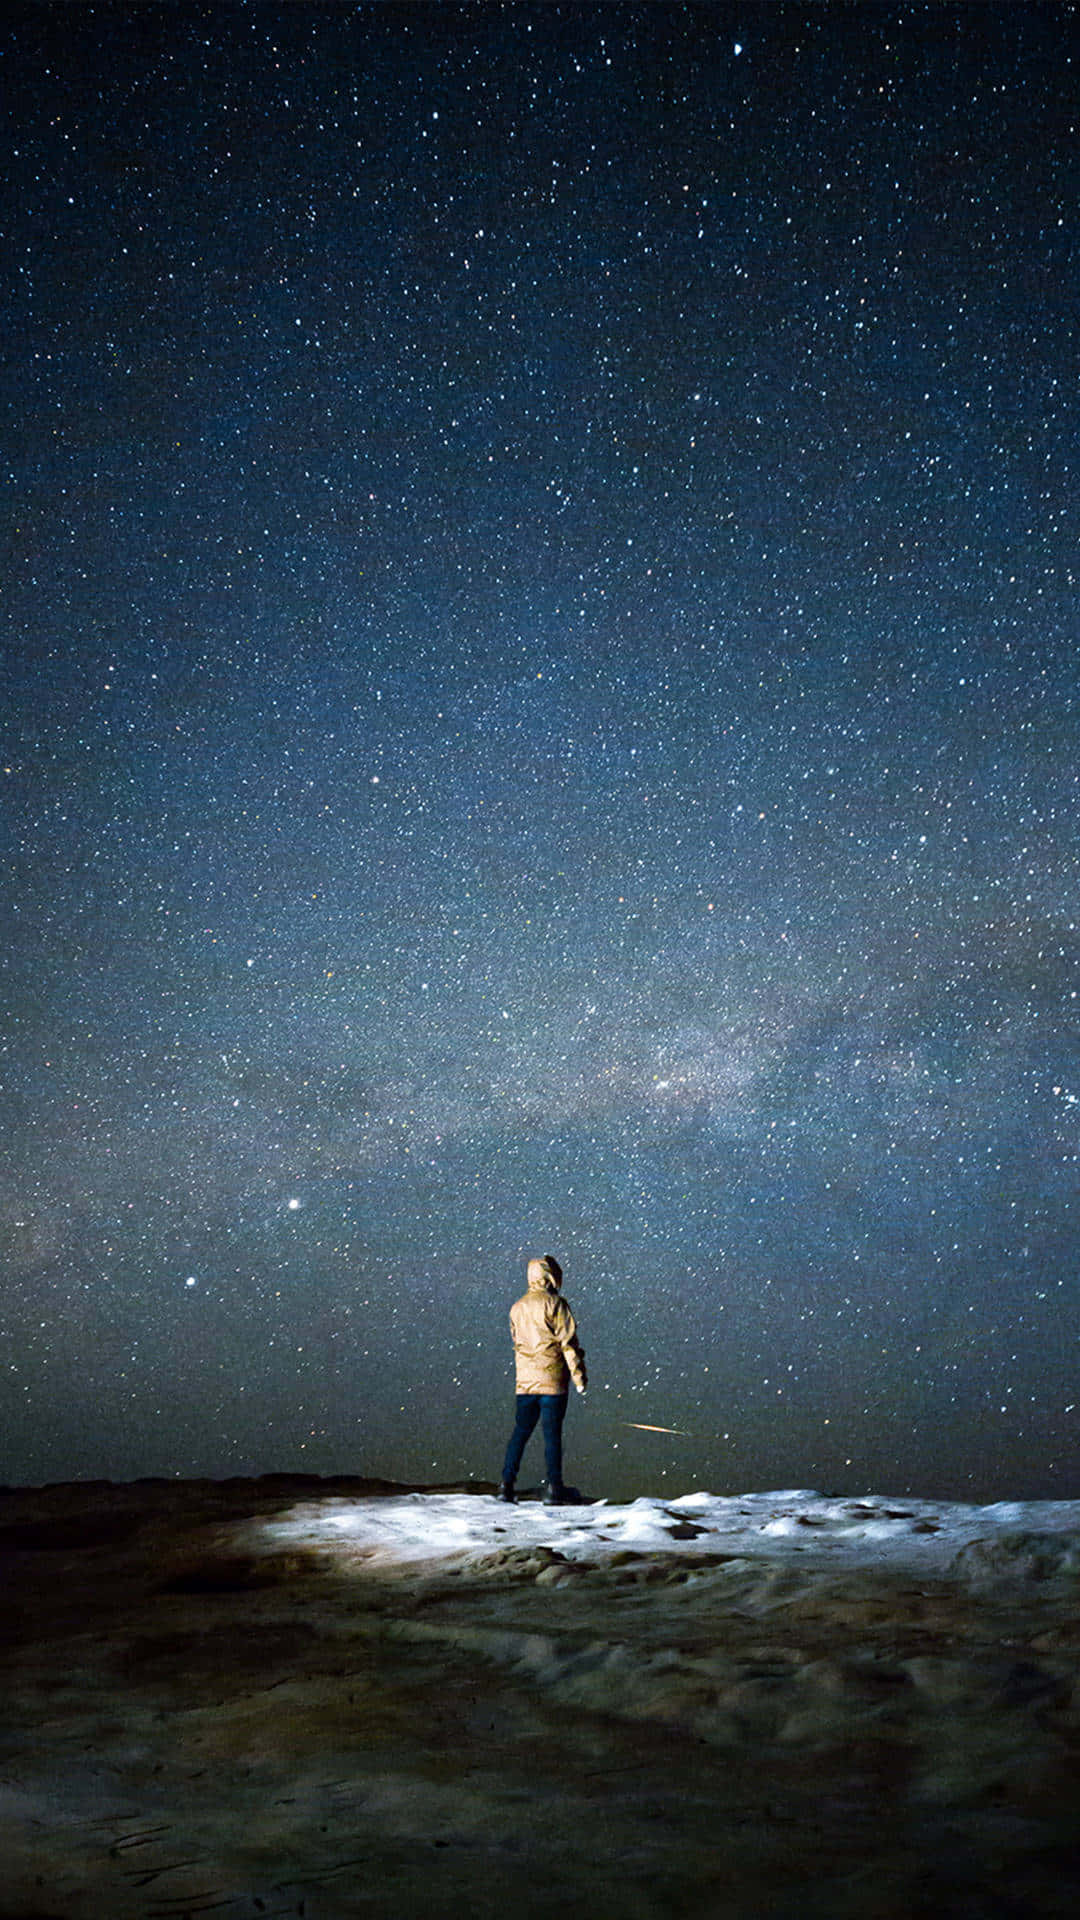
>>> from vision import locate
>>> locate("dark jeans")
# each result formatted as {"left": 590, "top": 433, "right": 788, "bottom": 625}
{"left": 502, "top": 1392, "right": 568, "bottom": 1488}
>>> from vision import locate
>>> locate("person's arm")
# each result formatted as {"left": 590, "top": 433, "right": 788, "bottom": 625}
{"left": 554, "top": 1299, "right": 587, "bottom": 1393}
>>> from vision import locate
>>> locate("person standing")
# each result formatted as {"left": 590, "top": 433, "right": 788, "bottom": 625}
{"left": 498, "top": 1254, "right": 587, "bottom": 1505}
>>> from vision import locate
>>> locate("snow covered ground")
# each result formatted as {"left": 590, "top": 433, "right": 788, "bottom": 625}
{"left": 3, "top": 1476, "right": 1079, "bottom": 1917}
{"left": 253, "top": 1483, "right": 1080, "bottom": 1584}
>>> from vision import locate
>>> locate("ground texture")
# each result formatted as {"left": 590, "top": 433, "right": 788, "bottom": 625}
{"left": 2, "top": 1476, "right": 1079, "bottom": 1917}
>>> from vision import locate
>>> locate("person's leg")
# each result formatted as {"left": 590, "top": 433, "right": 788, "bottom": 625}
{"left": 539, "top": 1393, "right": 568, "bottom": 1491}
{"left": 501, "top": 1395, "right": 541, "bottom": 1486}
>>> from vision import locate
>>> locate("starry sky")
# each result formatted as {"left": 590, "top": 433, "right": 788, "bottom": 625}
{"left": 3, "top": 1, "right": 1079, "bottom": 1501}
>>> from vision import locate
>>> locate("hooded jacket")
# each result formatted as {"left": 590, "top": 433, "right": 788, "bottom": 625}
{"left": 510, "top": 1257, "right": 587, "bottom": 1396}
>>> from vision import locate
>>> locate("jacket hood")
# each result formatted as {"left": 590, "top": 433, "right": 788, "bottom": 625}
{"left": 526, "top": 1255, "right": 562, "bottom": 1291}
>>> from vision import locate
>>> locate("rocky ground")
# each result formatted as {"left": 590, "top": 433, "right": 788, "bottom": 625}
{"left": 1, "top": 1475, "right": 1078, "bottom": 1918}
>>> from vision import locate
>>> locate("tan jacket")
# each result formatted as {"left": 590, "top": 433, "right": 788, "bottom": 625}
{"left": 510, "top": 1261, "right": 587, "bottom": 1396}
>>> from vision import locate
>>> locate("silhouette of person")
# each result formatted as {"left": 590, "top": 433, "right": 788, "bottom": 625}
{"left": 497, "top": 1254, "right": 587, "bottom": 1504}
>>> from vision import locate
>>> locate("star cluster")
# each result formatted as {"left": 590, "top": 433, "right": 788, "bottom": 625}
{"left": 3, "top": 2, "right": 1078, "bottom": 1499}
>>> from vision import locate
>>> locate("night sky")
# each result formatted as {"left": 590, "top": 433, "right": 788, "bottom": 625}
{"left": 4, "top": 1, "right": 1079, "bottom": 1501}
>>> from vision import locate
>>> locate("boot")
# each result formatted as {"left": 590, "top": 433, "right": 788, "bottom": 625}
{"left": 496, "top": 1480, "right": 515, "bottom": 1503}
{"left": 543, "top": 1481, "right": 566, "bottom": 1506}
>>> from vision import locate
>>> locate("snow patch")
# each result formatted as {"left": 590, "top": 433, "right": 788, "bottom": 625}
{"left": 249, "top": 1487, "right": 1080, "bottom": 1582}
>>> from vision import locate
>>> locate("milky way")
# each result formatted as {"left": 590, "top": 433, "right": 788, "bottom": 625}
{"left": 3, "top": 3, "right": 1078, "bottom": 1499}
